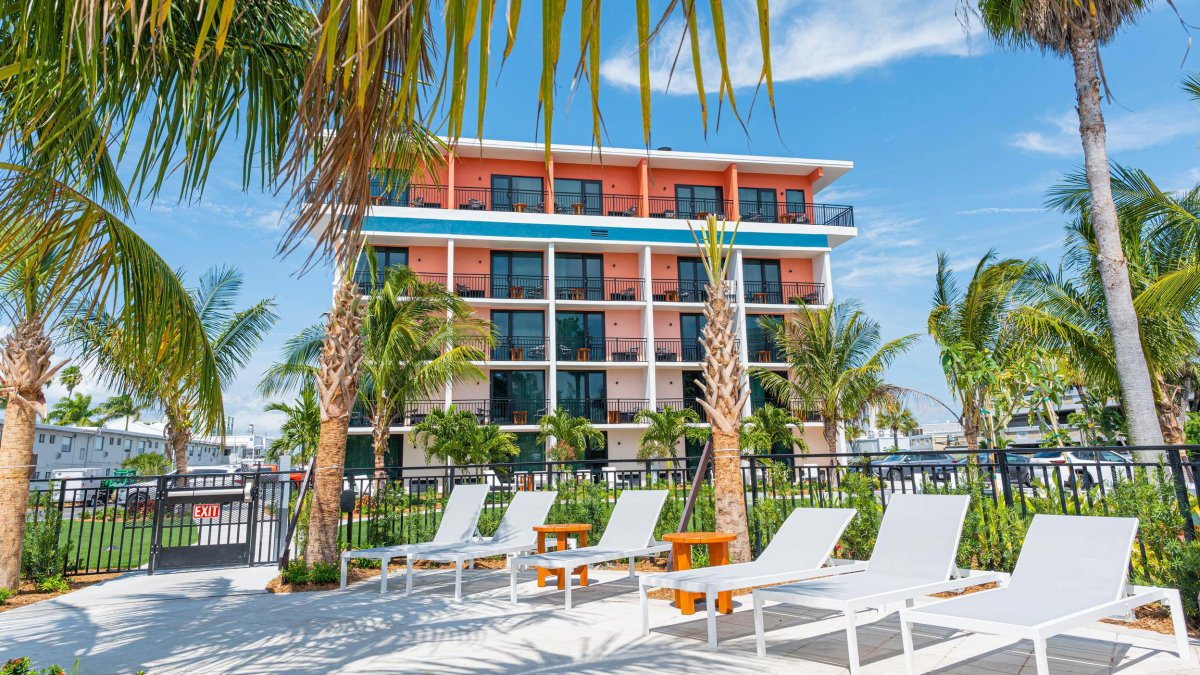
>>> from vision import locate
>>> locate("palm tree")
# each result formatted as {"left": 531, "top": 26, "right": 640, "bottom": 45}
{"left": 758, "top": 299, "right": 919, "bottom": 458}
{"left": 265, "top": 386, "right": 321, "bottom": 466}
{"left": 876, "top": 402, "right": 919, "bottom": 451}
{"left": 58, "top": 366, "right": 81, "bottom": 397}
{"left": 45, "top": 393, "right": 101, "bottom": 426}
{"left": 740, "top": 404, "right": 808, "bottom": 456}
{"left": 76, "top": 266, "right": 278, "bottom": 476}
{"left": 928, "top": 251, "right": 1030, "bottom": 451}
{"left": 970, "top": 0, "right": 1163, "bottom": 447}
{"left": 634, "top": 406, "right": 711, "bottom": 464}
{"left": 536, "top": 408, "right": 605, "bottom": 463}
{"left": 121, "top": 452, "right": 173, "bottom": 476}
{"left": 96, "top": 394, "right": 143, "bottom": 431}
{"left": 359, "top": 257, "right": 489, "bottom": 477}
{"left": 411, "top": 406, "right": 519, "bottom": 470}
{"left": 688, "top": 215, "right": 752, "bottom": 562}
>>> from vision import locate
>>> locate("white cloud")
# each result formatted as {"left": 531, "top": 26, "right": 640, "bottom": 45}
{"left": 601, "top": 0, "right": 976, "bottom": 92}
{"left": 956, "top": 206, "right": 1046, "bottom": 216}
{"left": 1012, "top": 106, "right": 1200, "bottom": 156}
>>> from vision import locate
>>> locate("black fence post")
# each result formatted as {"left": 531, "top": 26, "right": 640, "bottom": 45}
{"left": 1166, "top": 447, "right": 1195, "bottom": 542}
{"left": 996, "top": 451, "right": 1014, "bottom": 508}
{"left": 747, "top": 455, "right": 762, "bottom": 557}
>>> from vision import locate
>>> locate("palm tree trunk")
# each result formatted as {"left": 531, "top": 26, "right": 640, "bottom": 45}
{"left": 307, "top": 275, "right": 364, "bottom": 565}
{"left": 892, "top": 427, "right": 899, "bottom": 450}
{"left": 371, "top": 407, "right": 391, "bottom": 480}
{"left": 963, "top": 414, "right": 980, "bottom": 453}
{"left": 1069, "top": 34, "right": 1164, "bottom": 460}
{"left": 822, "top": 420, "right": 839, "bottom": 458}
{"left": 710, "top": 427, "right": 751, "bottom": 561}
{"left": 1154, "top": 374, "right": 1186, "bottom": 445}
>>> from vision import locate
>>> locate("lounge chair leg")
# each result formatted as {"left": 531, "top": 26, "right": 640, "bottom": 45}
{"left": 845, "top": 610, "right": 860, "bottom": 675}
{"left": 510, "top": 563, "right": 519, "bottom": 604}
{"left": 1166, "top": 590, "right": 1194, "bottom": 662}
{"left": 900, "top": 617, "right": 916, "bottom": 675}
{"left": 705, "top": 593, "right": 718, "bottom": 649}
{"left": 339, "top": 557, "right": 347, "bottom": 590}
{"left": 380, "top": 560, "right": 388, "bottom": 594}
{"left": 405, "top": 559, "right": 413, "bottom": 595}
{"left": 564, "top": 573, "right": 573, "bottom": 610}
{"left": 454, "top": 561, "right": 463, "bottom": 601}
{"left": 639, "top": 580, "right": 650, "bottom": 636}
{"left": 1033, "top": 635, "right": 1049, "bottom": 675}
{"left": 754, "top": 594, "right": 767, "bottom": 658}
{"left": 628, "top": 556, "right": 636, "bottom": 578}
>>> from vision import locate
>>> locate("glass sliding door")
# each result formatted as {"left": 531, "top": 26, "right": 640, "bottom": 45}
{"left": 491, "top": 175, "right": 545, "bottom": 212}
{"left": 784, "top": 188, "right": 808, "bottom": 223}
{"left": 491, "top": 251, "right": 544, "bottom": 299}
{"left": 554, "top": 178, "right": 602, "bottom": 215}
{"left": 680, "top": 314, "right": 706, "bottom": 361}
{"left": 743, "top": 259, "right": 783, "bottom": 304}
{"left": 674, "top": 185, "right": 725, "bottom": 219}
{"left": 557, "top": 370, "right": 607, "bottom": 423}
{"left": 677, "top": 256, "right": 707, "bottom": 303}
{"left": 355, "top": 246, "right": 408, "bottom": 290}
{"left": 490, "top": 370, "right": 545, "bottom": 424}
{"left": 492, "top": 311, "right": 545, "bottom": 361}
{"left": 747, "top": 314, "right": 785, "bottom": 362}
{"left": 555, "top": 253, "right": 604, "bottom": 300}
{"left": 739, "top": 187, "right": 778, "bottom": 222}
{"left": 557, "top": 311, "right": 605, "bottom": 361}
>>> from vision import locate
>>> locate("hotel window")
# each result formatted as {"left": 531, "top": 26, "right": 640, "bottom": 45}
{"left": 38, "top": 434, "right": 45, "bottom": 443}
{"left": 674, "top": 185, "right": 724, "bottom": 218}
{"left": 355, "top": 246, "right": 408, "bottom": 290}
{"left": 48, "top": 435, "right": 55, "bottom": 444}
{"left": 743, "top": 259, "right": 783, "bottom": 304}
{"left": 492, "top": 311, "right": 545, "bottom": 360}
{"left": 124, "top": 439, "right": 133, "bottom": 453}
{"left": 738, "top": 187, "right": 778, "bottom": 222}
{"left": 677, "top": 256, "right": 707, "bottom": 302}
{"left": 490, "top": 175, "right": 545, "bottom": 212}
{"left": 60, "top": 437, "right": 72, "bottom": 453}
{"left": 489, "top": 370, "right": 545, "bottom": 425}
{"left": 553, "top": 178, "right": 602, "bottom": 215}
{"left": 556, "top": 312, "right": 605, "bottom": 362}
{"left": 556, "top": 370, "right": 607, "bottom": 424}
{"left": 490, "top": 251, "right": 544, "bottom": 299}
{"left": 555, "top": 253, "right": 604, "bottom": 300}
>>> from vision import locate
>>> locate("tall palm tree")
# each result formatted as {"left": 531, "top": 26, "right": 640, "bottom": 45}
{"left": 634, "top": 406, "right": 710, "bottom": 463}
{"left": 265, "top": 385, "right": 321, "bottom": 466}
{"left": 689, "top": 215, "right": 752, "bottom": 563}
{"left": 537, "top": 408, "right": 605, "bottom": 463}
{"left": 928, "top": 251, "right": 1030, "bottom": 451}
{"left": 876, "top": 402, "right": 919, "bottom": 451}
{"left": 970, "top": 0, "right": 1163, "bottom": 447}
{"left": 740, "top": 403, "right": 808, "bottom": 456}
{"left": 45, "top": 393, "right": 101, "bottom": 426}
{"left": 77, "top": 266, "right": 278, "bottom": 476}
{"left": 758, "top": 299, "right": 919, "bottom": 457}
{"left": 58, "top": 366, "right": 81, "bottom": 397}
{"left": 359, "top": 257, "right": 489, "bottom": 477}
{"left": 97, "top": 394, "right": 143, "bottom": 431}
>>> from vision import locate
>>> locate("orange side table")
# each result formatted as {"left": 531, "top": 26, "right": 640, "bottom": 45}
{"left": 662, "top": 531, "right": 736, "bottom": 615}
{"left": 532, "top": 524, "right": 592, "bottom": 590}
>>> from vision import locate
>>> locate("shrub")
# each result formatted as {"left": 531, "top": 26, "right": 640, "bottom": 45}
{"left": 0, "top": 588, "right": 12, "bottom": 605}
{"left": 281, "top": 560, "right": 309, "bottom": 585}
{"left": 476, "top": 508, "right": 503, "bottom": 538}
{"left": 34, "top": 575, "right": 70, "bottom": 594}
{"left": 1, "top": 658, "right": 71, "bottom": 675}
{"left": 1165, "top": 539, "right": 1200, "bottom": 623}
{"left": 308, "top": 562, "right": 339, "bottom": 585}
{"left": 833, "top": 472, "right": 881, "bottom": 560}
{"left": 21, "top": 492, "right": 67, "bottom": 584}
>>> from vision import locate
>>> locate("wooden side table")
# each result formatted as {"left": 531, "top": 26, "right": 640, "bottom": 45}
{"left": 512, "top": 410, "right": 529, "bottom": 425}
{"left": 533, "top": 524, "right": 592, "bottom": 589}
{"left": 662, "top": 531, "right": 736, "bottom": 615}
{"left": 664, "top": 289, "right": 680, "bottom": 302}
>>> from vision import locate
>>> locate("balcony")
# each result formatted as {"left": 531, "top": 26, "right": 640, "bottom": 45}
{"left": 554, "top": 277, "right": 643, "bottom": 302}
{"left": 349, "top": 400, "right": 444, "bottom": 427}
{"left": 368, "top": 181, "right": 448, "bottom": 208}
{"left": 744, "top": 281, "right": 825, "bottom": 305}
{"left": 453, "top": 398, "right": 548, "bottom": 425}
{"left": 655, "top": 398, "right": 705, "bottom": 416}
{"left": 652, "top": 339, "right": 738, "bottom": 363}
{"left": 558, "top": 398, "right": 650, "bottom": 424}
{"left": 650, "top": 280, "right": 734, "bottom": 304}
{"left": 452, "top": 274, "right": 547, "bottom": 300}
{"left": 557, "top": 337, "right": 646, "bottom": 363}
{"left": 355, "top": 271, "right": 448, "bottom": 295}
{"left": 747, "top": 339, "right": 787, "bottom": 364}
{"left": 482, "top": 336, "right": 549, "bottom": 362}
{"left": 647, "top": 196, "right": 733, "bottom": 220}
{"left": 739, "top": 202, "right": 854, "bottom": 227}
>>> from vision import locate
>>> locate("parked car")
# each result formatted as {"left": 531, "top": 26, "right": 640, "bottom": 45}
{"left": 115, "top": 466, "right": 242, "bottom": 508}
{"left": 874, "top": 453, "right": 957, "bottom": 482}
{"left": 1028, "top": 449, "right": 1131, "bottom": 488}
{"left": 956, "top": 452, "right": 1035, "bottom": 487}
{"left": 48, "top": 467, "right": 105, "bottom": 506}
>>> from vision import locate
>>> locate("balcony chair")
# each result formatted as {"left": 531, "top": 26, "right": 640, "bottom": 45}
{"left": 462, "top": 198, "right": 486, "bottom": 210}
{"left": 510, "top": 490, "right": 672, "bottom": 609}
{"left": 640, "top": 507, "right": 862, "bottom": 648}
{"left": 899, "top": 514, "right": 1194, "bottom": 675}
{"left": 752, "top": 494, "right": 1001, "bottom": 674}
{"left": 609, "top": 287, "right": 638, "bottom": 301}
{"left": 340, "top": 484, "right": 489, "bottom": 593}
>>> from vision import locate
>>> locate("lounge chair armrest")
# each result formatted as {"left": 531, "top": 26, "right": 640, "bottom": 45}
{"left": 828, "top": 557, "right": 867, "bottom": 567}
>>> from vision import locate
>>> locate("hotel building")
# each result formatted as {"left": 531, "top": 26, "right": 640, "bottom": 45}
{"left": 343, "top": 139, "right": 856, "bottom": 469}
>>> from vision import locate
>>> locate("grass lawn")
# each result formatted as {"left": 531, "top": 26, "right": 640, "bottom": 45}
{"left": 58, "top": 516, "right": 199, "bottom": 573}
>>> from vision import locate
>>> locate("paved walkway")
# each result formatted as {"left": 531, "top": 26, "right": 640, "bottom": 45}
{"left": 0, "top": 566, "right": 1196, "bottom": 674}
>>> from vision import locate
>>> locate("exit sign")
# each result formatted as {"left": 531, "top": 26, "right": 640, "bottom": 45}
{"left": 192, "top": 503, "right": 220, "bottom": 519}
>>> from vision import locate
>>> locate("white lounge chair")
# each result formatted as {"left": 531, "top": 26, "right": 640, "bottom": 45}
{"left": 510, "top": 489, "right": 672, "bottom": 609}
{"left": 899, "top": 514, "right": 1195, "bottom": 674}
{"left": 752, "top": 494, "right": 1002, "bottom": 674}
{"left": 339, "top": 483, "right": 489, "bottom": 593}
{"left": 639, "top": 507, "right": 862, "bottom": 649}
{"left": 401, "top": 490, "right": 558, "bottom": 600}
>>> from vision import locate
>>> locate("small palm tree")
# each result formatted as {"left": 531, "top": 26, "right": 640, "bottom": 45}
{"left": 634, "top": 406, "right": 710, "bottom": 465}
{"left": 265, "top": 386, "right": 321, "bottom": 466}
{"left": 536, "top": 407, "right": 605, "bottom": 463}
{"left": 876, "top": 403, "right": 919, "bottom": 451}
{"left": 740, "top": 404, "right": 807, "bottom": 456}
{"left": 96, "top": 394, "right": 143, "bottom": 431}
{"left": 758, "top": 299, "right": 918, "bottom": 457}
{"left": 411, "top": 406, "right": 519, "bottom": 471}
{"left": 58, "top": 366, "right": 81, "bottom": 397}
{"left": 45, "top": 393, "right": 101, "bottom": 426}
{"left": 970, "top": 0, "right": 1163, "bottom": 447}
{"left": 121, "top": 452, "right": 172, "bottom": 476}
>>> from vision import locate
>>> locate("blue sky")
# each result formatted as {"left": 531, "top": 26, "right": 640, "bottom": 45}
{"left": 52, "top": 1, "right": 1200, "bottom": 434}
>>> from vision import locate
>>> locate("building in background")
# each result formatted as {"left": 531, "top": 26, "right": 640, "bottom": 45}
{"left": 345, "top": 138, "right": 857, "bottom": 469}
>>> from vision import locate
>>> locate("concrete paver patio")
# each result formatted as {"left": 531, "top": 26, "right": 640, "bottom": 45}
{"left": 0, "top": 565, "right": 1196, "bottom": 674}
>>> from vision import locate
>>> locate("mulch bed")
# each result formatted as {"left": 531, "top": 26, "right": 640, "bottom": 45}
{"left": 0, "top": 572, "right": 124, "bottom": 613}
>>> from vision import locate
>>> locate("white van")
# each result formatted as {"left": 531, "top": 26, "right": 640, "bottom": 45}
{"left": 49, "top": 467, "right": 105, "bottom": 505}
